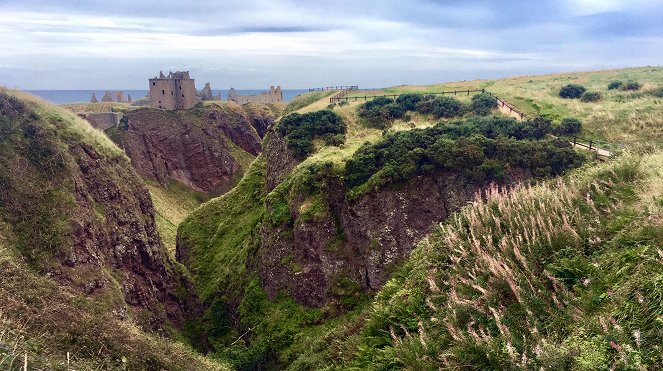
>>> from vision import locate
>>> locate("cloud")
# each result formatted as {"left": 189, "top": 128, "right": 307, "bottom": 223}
{"left": 0, "top": 0, "right": 660, "bottom": 89}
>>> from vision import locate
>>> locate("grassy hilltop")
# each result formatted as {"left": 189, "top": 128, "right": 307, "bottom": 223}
{"left": 177, "top": 67, "right": 663, "bottom": 369}
{"left": 350, "top": 66, "right": 663, "bottom": 146}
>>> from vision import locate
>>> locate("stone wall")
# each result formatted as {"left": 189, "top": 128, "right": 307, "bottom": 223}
{"left": 228, "top": 86, "right": 283, "bottom": 105}
{"left": 78, "top": 112, "right": 124, "bottom": 131}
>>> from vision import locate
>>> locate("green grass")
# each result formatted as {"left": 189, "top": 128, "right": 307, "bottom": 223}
{"left": 284, "top": 91, "right": 336, "bottom": 114}
{"left": 0, "top": 228, "right": 228, "bottom": 371}
{"left": 286, "top": 149, "right": 663, "bottom": 369}
{"left": 349, "top": 67, "right": 663, "bottom": 146}
{"left": 146, "top": 179, "right": 209, "bottom": 257}
{"left": 178, "top": 156, "right": 267, "bottom": 302}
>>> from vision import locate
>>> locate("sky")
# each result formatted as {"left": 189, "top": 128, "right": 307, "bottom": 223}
{"left": 0, "top": 0, "right": 661, "bottom": 89}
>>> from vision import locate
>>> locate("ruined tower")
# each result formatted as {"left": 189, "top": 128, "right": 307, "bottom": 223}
{"left": 148, "top": 71, "right": 196, "bottom": 110}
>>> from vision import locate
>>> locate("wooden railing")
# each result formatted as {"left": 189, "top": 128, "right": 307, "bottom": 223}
{"left": 309, "top": 86, "right": 358, "bottom": 92}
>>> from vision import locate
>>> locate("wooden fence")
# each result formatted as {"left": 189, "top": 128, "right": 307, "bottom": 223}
{"left": 309, "top": 86, "right": 359, "bottom": 92}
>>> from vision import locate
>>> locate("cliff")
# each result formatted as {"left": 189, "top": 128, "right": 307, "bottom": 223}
{"left": 0, "top": 90, "right": 225, "bottom": 369}
{"left": 109, "top": 102, "right": 276, "bottom": 196}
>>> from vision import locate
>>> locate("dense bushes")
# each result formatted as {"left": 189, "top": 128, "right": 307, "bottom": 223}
{"left": 580, "top": 91, "right": 602, "bottom": 102}
{"left": 608, "top": 80, "right": 623, "bottom": 90}
{"left": 417, "top": 95, "right": 466, "bottom": 118}
{"left": 623, "top": 80, "right": 641, "bottom": 90}
{"left": 608, "top": 80, "right": 641, "bottom": 91}
{"left": 357, "top": 97, "right": 405, "bottom": 129}
{"left": 554, "top": 117, "right": 582, "bottom": 136}
{"left": 469, "top": 92, "right": 498, "bottom": 115}
{"left": 559, "top": 84, "right": 586, "bottom": 99}
{"left": 277, "top": 110, "right": 346, "bottom": 160}
{"left": 395, "top": 93, "right": 424, "bottom": 111}
{"left": 358, "top": 93, "right": 477, "bottom": 128}
{"left": 345, "top": 116, "right": 583, "bottom": 192}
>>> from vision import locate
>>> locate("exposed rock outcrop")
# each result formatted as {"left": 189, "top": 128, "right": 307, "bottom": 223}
{"left": 258, "top": 132, "right": 530, "bottom": 307}
{"left": 0, "top": 91, "right": 199, "bottom": 332}
{"left": 111, "top": 104, "right": 275, "bottom": 195}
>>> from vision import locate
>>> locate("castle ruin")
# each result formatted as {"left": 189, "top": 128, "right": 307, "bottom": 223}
{"left": 227, "top": 86, "right": 283, "bottom": 105}
{"left": 149, "top": 71, "right": 196, "bottom": 110}
{"left": 91, "top": 91, "right": 131, "bottom": 103}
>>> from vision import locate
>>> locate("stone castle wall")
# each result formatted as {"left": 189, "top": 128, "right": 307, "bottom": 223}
{"left": 228, "top": 86, "right": 283, "bottom": 105}
{"left": 149, "top": 71, "right": 196, "bottom": 110}
{"left": 79, "top": 112, "right": 124, "bottom": 131}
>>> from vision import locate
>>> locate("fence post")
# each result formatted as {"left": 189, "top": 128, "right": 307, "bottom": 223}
{"left": 589, "top": 140, "right": 593, "bottom": 151}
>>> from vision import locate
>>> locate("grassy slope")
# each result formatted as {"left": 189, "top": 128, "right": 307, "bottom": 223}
{"left": 0, "top": 229, "right": 227, "bottom": 371}
{"left": 177, "top": 67, "right": 661, "bottom": 368}
{"left": 350, "top": 67, "right": 663, "bottom": 147}
{"left": 0, "top": 89, "right": 229, "bottom": 370}
{"left": 146, "top": 179, "right": 209, "bottom": 256}
{"left": 179, "top": 156, "right": 267, "bottom": 302}
{"left": 289, "top": 149, "right": 663, "bottom": 370}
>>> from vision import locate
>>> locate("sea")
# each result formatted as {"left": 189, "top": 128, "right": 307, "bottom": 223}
{"left": 25, "top": 89, "right": 309, "bottom": 105}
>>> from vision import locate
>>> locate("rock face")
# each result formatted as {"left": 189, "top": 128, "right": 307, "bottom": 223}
{"left": 112, "top": 104, "right": 274, "bottom": 195}
{"left": 0, "top": 91, "right": 199, "bottom": 332}
{"left": 258, "top": 133, "right": 530, "bottom": 307}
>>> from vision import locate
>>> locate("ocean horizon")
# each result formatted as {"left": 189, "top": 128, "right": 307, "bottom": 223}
{"left": 26, "top": 89, "right": 310, "bottom": 105}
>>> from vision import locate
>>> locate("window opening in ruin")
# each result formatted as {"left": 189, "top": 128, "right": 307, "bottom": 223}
{"left": 162, "top": 90, "right": 165, "bottom": 95}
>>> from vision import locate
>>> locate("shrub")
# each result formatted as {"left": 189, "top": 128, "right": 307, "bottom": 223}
{"left": 608, "top": 80, "right": 623, "bottom": 90}
{"left": 559, "top": 84, "right": 586, "bottom": 99}
{"left": 345, "top": 118, "right": 583, "bottom": 192}
{"left": 277, "top": 110, "right": 346, "bottom": 160}
{"left": 416, "top": 96, "right": 465, "bottom": 118}
{"left": 358, "top": 97, "right": 400, "bottom": 129}
{"left": 327, "top": 103, "right": 337, "bottom": 110}
{"left": 623, "top": 80, "right": 641, "bottom": 91}
{"left": 395, "top": 93, "right": 424, "bottom": 111}
{"left": 580, "top": 91, "right": 602, "bottom": 102}
{"left": 338, "top": 100, "right": 349, "bottom": 106}
{"left": 470, "top": 92, "right": 498, "bottom": 115}
{"left": 554, "top": 118, "right": 582, "bottom": 136}
{"left": 651, "top": 87, "right": 663, "bottom": 98}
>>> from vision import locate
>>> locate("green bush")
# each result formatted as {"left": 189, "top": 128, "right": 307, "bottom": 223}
{"left": 416, "top": 96, "right": 466, "bottom": 118}
{"left": 623, "top": 80, "right": 641, "bottom": 91}
{"left": 469, "top": 92, "right": 498, "bottom": 115}
{"left": 357, "top": 97, "right": 402, "bottom": 129}
{"left": 345, "top": 119, "right": 583, "bottom": 191}
{"left": 435, "top": 116, "right": 552, "bottom": 140}
{"left": 327, "top": 103, "right": 337, "bottom": 110}
{"left": 608, "top": 80, "right": 623, "bottom": 90}
{"left": 651, "top": 87, "right": 663, "bottom": 98}
{"left": 559, "top": 84, "right": 586, "bottom": 99}
{"left": 277, "top": 110, "right": 347, "bottom": 160}
{"left": 580, "top": 91, "right": 602, "bottom": 102}
{"left": 338, "top": 100, "right": 349, "bottom": 106}
{"left": 395, "top": 93, "right": 424, "bottom": 111}
{"left": 554, "top": 118, "right": 582, "bottom": 136}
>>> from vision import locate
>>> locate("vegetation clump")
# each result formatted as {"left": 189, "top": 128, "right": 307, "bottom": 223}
{"left": 623, "top": 80, "right": 642, "bottom": 91}
{"left": 652, "top": 87, "right": 663, "bottom": 98}
{"left": 580, "top": 91, "right": 602, "bottom": 102}
{"left": 357, "top": 96, "right": 406, "bottom": 129}
{"left": 469, "top": 92, "right": 498, "bottom": 115}
{"left": 559, "top": 84, "right": 586, "bottom": 99}
{"left": 554, "top": 117, "right": 583, "bottom": 136}
{"left": 416, "top": 95, "right": 466, "bottom": 118}
{"left": 345, "top": 116, "right": 583, "bottom": 193}
{"left": 608, "top": 80, "right": 624, "bottom": 90}
{"left": 276, "top": 110, "right": 346, "bottom": 160}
